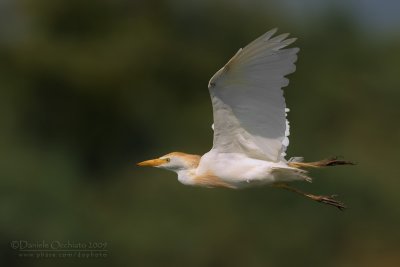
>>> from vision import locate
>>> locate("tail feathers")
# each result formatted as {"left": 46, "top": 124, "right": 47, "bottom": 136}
{"left": 288, "top": 156, "right": 355, "bottom": 169}
{"left": 288, "top": 157, "right": 304, "bottom": 163}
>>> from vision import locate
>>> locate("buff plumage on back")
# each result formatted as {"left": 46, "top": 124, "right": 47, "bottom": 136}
{"left": 208, "top": 29, "right": 299, "bottom": 162}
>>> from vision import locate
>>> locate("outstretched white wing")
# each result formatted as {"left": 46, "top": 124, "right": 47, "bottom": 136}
{"left": 208, "top": 29, "right": 299, "bottom": 162}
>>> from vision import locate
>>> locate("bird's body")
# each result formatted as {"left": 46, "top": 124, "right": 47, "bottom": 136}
{"left": 138, "top": 29, "right": 354, "bottom": 210}
{"left": 195, "top": 151, "right": 308, "bottom": 188}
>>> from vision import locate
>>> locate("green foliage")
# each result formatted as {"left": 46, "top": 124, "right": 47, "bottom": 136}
{"left": 1, "top": 0, "right": 399, "bottom": 266}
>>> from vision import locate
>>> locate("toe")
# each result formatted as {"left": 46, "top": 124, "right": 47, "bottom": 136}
{"left": 318, "top": 195, "right": 347, "bottom": 210}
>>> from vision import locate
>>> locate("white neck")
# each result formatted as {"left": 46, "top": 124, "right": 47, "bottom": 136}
{"left": 177, "top": 168, "right": 197, "bottom": 185}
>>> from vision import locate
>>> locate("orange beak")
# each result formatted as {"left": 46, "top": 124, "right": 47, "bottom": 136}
{"left": 137, "top": 158, "right": 168, "bottom": 167}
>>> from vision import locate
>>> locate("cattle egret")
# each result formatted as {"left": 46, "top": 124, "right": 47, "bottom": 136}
{"left": 138, "top": 29, "right": 354, "bottom": 210}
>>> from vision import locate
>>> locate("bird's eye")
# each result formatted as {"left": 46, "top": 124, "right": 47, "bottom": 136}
{"left": 166, "top": 158, "right": 170, "bottom": 162}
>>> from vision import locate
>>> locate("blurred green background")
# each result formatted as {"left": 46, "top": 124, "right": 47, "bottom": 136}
{"left": 1, "top": 0, "right": 400, "bottom": 266}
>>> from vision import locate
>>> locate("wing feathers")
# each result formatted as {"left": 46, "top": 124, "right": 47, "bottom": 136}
{"left": 208, "top": 29, "right": 299, "bottom": 162}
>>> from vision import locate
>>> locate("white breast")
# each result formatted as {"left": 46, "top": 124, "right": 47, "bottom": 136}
{"left": 197, "top": 150, "right": 287, "bottom": 186}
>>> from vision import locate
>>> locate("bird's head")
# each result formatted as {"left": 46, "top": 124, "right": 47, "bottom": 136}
{"left": 137, "top": 152, "right": 200, "bottom": 172}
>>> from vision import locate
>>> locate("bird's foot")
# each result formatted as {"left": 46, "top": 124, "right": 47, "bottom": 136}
{"left": 320, "top": 156, "right": 356, "bottom": 167}
{"left": 288, "top": 156, "right": 356, "bottom": 168}
{"left": 307, "top": 194, "right": 347, "bottom": 211}
{"left": 273, "top": 183, "right": 347, "bottom": 211}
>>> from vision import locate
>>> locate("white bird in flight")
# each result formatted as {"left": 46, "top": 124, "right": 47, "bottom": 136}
{"left": 138, "top": 29, "right": 354, "bottom": 210}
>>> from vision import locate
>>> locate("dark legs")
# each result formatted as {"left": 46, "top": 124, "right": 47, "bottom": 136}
{"left": 278, "top": 156, "right": 353, "bottom": 210}
{"left": 273, "top": 183, "right": 347, "bottom": 210}
{"left": 288, "top": 156, "right": 355, "bottom": 169}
